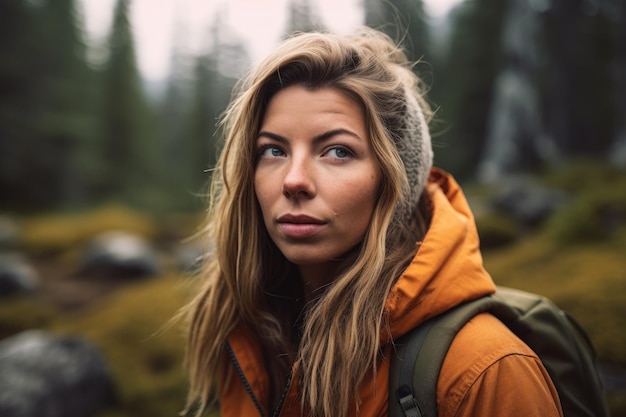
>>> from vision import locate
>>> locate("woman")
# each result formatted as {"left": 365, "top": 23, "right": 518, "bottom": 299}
{"left": 182, "top": 28, "right": 562, "bottom": 417}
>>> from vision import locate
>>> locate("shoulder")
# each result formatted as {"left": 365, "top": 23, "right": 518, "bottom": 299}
{"left": 437, "top": 313, "right": 563, "bottom": 417}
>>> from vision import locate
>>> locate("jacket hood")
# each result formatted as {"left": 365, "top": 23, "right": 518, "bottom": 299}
{"left": 384, "top": 168, "right": 496, "bottom": 343}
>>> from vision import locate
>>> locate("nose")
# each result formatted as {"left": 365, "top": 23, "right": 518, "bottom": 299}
{"left": 282, "top": 157, "right": 316, "bottom": 199}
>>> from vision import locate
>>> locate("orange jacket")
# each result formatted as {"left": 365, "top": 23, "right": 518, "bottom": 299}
{"left": 220, "top": 169, "right": 563, "bottom": 417}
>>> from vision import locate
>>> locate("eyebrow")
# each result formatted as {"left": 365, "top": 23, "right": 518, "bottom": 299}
{"left": 256, "top": 128, "right": 363, "bottom": 145}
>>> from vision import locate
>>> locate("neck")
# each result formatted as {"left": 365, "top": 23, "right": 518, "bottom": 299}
{"left": 299, "top": 263, "right": 337, "bottom": 304}
{"left": 298, "top": 248, "right": 360, "bottom": 304}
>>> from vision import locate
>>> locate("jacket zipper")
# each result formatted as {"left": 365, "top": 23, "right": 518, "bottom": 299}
{"left": 225, "top": 342, "right": 293, "bottom": 417}
{"left": 271, "top": 371, "right": 292, "bottom": 417}
{"left": 226, "top": 342, "right": 267, "bottom": 417}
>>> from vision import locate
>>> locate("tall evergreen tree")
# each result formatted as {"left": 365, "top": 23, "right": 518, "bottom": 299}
{"left": 180, "top": 9, "right": 239, "bottom": 205}
{"left": 477, "top": 0, "right": 554, "bottom": 181}
{"left": 285, "top": 0, "right": 324, "bottom": 34}
{"left": 99, "top": 0, "right": 155, "bottom": 203}
{"left": 179, "top": 55, "right": 222, "bottom": 203}
{"left": 430, "top": 0, "right": 507, "bottom": 179}
{"left": 541, "top": 1, "right": 617, "bottom": 157}
{"left": 0, "top": 0, "right": 96, "bottom": 210}
{"left": 160, "top": 5, "right": 241, "bottom": 209}
{"left": 39, "top": 0, "right": 99, "bottom": 206}
{"left": 0, "top": 0, "right": 42, "bottom": 210}
{"left": 364, "top": 0, "right": 431, "bottom": 70}
{"left": 363, "top": 0, "right": 384, "bottom": 29}
{"left": 159, "top": 21, "right": 194, "bottom": 202}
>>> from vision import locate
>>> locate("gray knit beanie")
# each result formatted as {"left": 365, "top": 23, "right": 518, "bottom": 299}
{"left": 393, "top": 88, "right": 434, "bottom": 225}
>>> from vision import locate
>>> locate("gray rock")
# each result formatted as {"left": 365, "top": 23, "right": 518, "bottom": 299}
{"left": 0, "top": 253, "right": 38, "bottom": 296}
{"left": 491, "top": 181, "right": 571, "bottom": 226}
{"left": 0, "top": 330, "right": 116, "bottom": 417}
{"left": 80, "top": 231, "right": 161, "bottom": 279}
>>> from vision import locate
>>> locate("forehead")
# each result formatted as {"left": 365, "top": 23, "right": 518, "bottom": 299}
{"left": 268, "top": 85, "right": 359, "bottom": 109}
{"left": 261, "top": 85, "right": 366, "bottom": 129}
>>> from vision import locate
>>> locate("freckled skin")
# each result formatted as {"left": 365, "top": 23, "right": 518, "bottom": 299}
{"left": 254, "top": 86, "right": 381, "bottom": 293}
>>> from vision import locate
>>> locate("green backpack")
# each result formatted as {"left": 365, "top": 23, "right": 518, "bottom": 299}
{"left": 389, "top": 286, "right": 609, "bottom": 417}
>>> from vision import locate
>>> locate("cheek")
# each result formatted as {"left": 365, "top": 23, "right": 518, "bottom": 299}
{"left": 338, "top": 176, "right": 379, "bottom": 220}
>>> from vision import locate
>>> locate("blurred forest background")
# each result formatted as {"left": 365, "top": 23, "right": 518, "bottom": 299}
{"left": 2, "top": 0, "right": 626, "bottom": 212}
{"left": 0, "top": 0, "right": 625, "bottom": 416}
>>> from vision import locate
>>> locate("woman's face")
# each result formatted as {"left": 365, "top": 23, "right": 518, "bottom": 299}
{"left": 254, "top": 85, "right": 381, "bottom": 275}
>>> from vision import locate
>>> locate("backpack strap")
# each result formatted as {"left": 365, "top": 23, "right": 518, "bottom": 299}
{"left": 390, "top": 287, "right": 610, "bottom": 417}
{"left": 389, "top": 295, "right": 496, "bottom": 417}
{"left": 388, "top": 318, "right": 435, "bottom": 417}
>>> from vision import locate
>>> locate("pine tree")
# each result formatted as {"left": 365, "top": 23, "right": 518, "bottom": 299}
{"left": 0, "top": 0, "right": 96, "bottom": 210}
{"left": 180, "top": 55, "right": 222, "bottom": 203}
{"left": 158, "top": 6, "right": 242, "bottom": 210}
{"left": 285, "top": 0, "right": 325, "bottom": 34}
{"left": 99, "top": 0, "right": 155, "bottom": 203}
{"left": 179, "top": 11, "right": 239, "bottom": 207}
{"left": 39, "top": 0, "right": 99, "bottom": 207}
{"left": 0, "top": 0, "right": 41, "bottom": 210}
{"left": 159, "top": 22, "right": 194, "bottom": 203}
{"left": 541, "top": 1, "right": 617, "bottom": 157}
{"left": 364, "top": 0, "right": 431, "bottom": 69}
{"left": 430, "top": 0, "right": 507, "bottom": 179}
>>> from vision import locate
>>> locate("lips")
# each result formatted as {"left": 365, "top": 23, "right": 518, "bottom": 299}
{"left": 277, "top": 214, "right": 325, "bottom": 224}
{"left": 276, "top": 214, "right": 326, "bottom": 238}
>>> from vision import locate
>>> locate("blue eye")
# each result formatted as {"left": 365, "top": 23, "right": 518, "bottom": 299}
{"left": 327, "top": 147, "right": 352, "bottom": 159}
{"left": 259, "top": 146, "right": 285, "bottom": 158}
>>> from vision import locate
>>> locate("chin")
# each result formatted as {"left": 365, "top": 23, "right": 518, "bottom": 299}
{"left": 278, "top": 243, "right": 362, "bottom": 268}
{"left": 283, "top": 254, "right": 326, "bottom": 266}
{"left": 280, "top": 249, "right": 332, "bottom": 266}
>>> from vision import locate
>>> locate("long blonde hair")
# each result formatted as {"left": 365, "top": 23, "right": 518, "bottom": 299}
{"left": 183, "top": 27, "right": 432, "bottom": 417}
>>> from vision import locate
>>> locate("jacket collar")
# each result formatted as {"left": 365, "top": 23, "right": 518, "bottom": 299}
{"left": 384, "top": 168, "right": 496, "bottom": 343}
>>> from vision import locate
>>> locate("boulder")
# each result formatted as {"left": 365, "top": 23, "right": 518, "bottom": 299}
{"left": 0, "top": 330, "right": 116, "bottom": 417}
{"left": 0, "top": 253, "right": 38, "bottom": 297}
{"left": 491, "top": 181, "right": 570, "bottom": 227}
{"left": 80, "top": 231, "right": 161, "bottom": 279}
